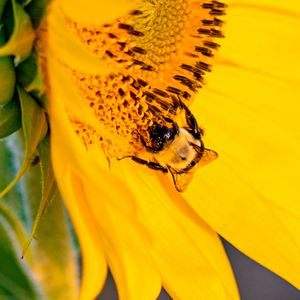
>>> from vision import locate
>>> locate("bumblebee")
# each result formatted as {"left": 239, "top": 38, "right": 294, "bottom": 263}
{"left": 130, "top": 100, "right": 218, "bottom": 192}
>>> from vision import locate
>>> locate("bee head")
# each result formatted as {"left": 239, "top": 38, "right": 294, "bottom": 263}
{"left": 148, "top": 121, "right": 179, "bottom": 152}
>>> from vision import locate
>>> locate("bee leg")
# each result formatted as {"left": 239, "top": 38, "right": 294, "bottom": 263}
{"left": 136, "top": 131, "right": 161, "bottom": 153}
{"left": 134, "top": 130, "right": 156, "bottom": 152}
{"left": 147, "top": 161, "right": 168, "bottom": 173}
{"left": 131, "top": 156, "right": 168, "bottom": 173}
{"left": 180, "top": 101, "right": 202, "bottom": 139}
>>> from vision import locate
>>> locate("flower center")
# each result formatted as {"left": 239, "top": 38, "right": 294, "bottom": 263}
{"left": 63, "top": 0, "right": 225, "bottom": 158}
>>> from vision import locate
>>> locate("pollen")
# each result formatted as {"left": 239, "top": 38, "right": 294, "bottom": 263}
{"left": 63, "top": 0, "right": 226, "bottom": 158}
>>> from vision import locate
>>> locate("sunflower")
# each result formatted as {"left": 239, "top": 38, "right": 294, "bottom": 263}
{"left": 41, "top": 0, "right": 300, "bottom": 299}
{"left": 28, "top": 0, "right": 300, "bottom": 299}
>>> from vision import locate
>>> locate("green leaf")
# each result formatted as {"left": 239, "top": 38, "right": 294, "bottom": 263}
{"left": 0, "top": 0, "right": 35, "bottom": 65}
{"left": 0, "top": 209, "right": 44, "bottom": 300}
{"left": 0, "top": 29, "right": 16, "bottom": 105}
{"left": 0, "top": 93, "right": 21, "bottom": 138}
{"left": 16, "top": 50, "right": 45, "bottom": 96}
{"left": 0, "top": 86, "right": 47, "bottom": 198}
{"left": 24, "top": 135, "right": 79, "bottom": 300}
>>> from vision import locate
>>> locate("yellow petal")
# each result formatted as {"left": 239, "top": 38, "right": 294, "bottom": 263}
{"left": 46, "top": 3, "right": 114, "bottom": 75}
{"left": 274, "top": 209, "right": 300, "bottom": 255}
{"left": 49, "top": 60, "right": 161, "bottom": 299}
{"left": 197, "top": 67, "right": 300, "bottom": 215}
{"left": 47, "top": 41, "right": 136, "bottom": 222}
{"left": 201, "top": 0, "right": 300, "bottom": 217}
{"left": 115, "top": 160, "right": 239, "bottom": 300}
{"left": 215, "top": 1, "right": 300, "bottom": 137}
{"left": 228, "top": 0, "right": 300, "bottom": 15}
{"left": 59, "top": 0, "right": 136, "bottom": 25}
{"left": 51, "top": 143, "right": 107, "bottom": 300}
{"left": 186, "top": 161, "right": 300, "bottom": 287}
{"left": 49, "top": 89, "right": 136, "bottom": 216}
{"left": 183, "top": 1, "right": 300, "bottom": 290}
{"left": 46, "top": 48, "right": 130, "bottom": 154}
{"left": 82, "top": 179, "right": 161, "bottom": 300}
{"left": 49, "top": 78, "right": 108, "bottom": 299}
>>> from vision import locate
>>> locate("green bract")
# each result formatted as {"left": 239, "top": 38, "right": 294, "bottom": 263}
{"left": 0, "top": 94, "right": 21, "bottom": 138}
{"left": 0, "top": 1, "right": 80, "bottom": 299}
{"left": 17, "top": 51, "right": 45, "bottom": 96}
{"left": 0, "top": 137, "right": 79, "bottom": 300}
{"left": 0, "top": 0, "right": 49, "bottom": 191}
{"left": 0, "top": 207, "right": 42, "bottom": 300}
{"left": 0, "top": 0, "right": 34, "bottom": 65}
{"left": 0, "top": 30, "right": 16, "bottom": 105}
{"left": 0, "top": 86, "right": 47, "bottom": 198}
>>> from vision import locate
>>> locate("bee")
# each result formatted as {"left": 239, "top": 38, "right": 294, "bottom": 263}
{"left": 129, "top": 100, "right": 218, "bottom": 192}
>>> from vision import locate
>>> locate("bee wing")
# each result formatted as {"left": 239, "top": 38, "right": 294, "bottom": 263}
{"left": 168, "top": 167, "right": 195, "bottom": 193}
{"left": 197, "top": 148, "right": 218, "bottom": 167}
{"left": 168, "top": 148, "right": 218, "bottom": 192}
{"left": 190, "top": 143, "right": 218, "bottom": 167}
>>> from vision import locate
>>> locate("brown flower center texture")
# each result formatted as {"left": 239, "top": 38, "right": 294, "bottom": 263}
{"left": 65, "top": 0, "right": 225, "bottom": 157}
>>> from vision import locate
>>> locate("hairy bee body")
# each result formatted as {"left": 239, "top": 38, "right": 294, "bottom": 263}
{"left": 131, "top": 100, "right": 218, "bottom": 192}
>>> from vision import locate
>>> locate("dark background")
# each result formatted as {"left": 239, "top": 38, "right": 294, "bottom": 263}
{"left": 97, "top": 239, "right": 300, "bottom": 300}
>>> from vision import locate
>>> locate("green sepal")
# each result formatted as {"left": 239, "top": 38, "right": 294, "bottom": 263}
{"left": 0, "top": 137, "right": 27, "bottom": 220}
{"left": 15, "top": 52, "right": 35, "bottom": 88}
{"left": 0, "top": 27, "right": 16, "bottom": 105}
{"left": 21, "top": 0, "right": 32, "bottom": 7}
{"left": 0, "top": 86, "right": 47, "bottom": 198}
{"left": 0, "top": 207, "right": 44, "bottom": 300}
{"left": 0, "top": 0, "right": 35, "bottom": 65}
{"left": 16, "top": 50, "right": 44, "bottom": 96}
{"left": 24, "top": 0, "right": 50, "bottom": 29}
{"left": 0, "top": 134, "right": 79, "bottom": 299}
{"left": 0, "top": 202, "right": 34, "bottom": 264}
{"left": 24, "top": 134, "right": 79, "bottom": 300}
{"left": 0, "top": 93, "right": 21, "bottom": 138}
{"left": 0, "top": 0, "right": 8, "bottom": 19}
{"left": 21, "top": 134, "right": 56, "bottom": 257}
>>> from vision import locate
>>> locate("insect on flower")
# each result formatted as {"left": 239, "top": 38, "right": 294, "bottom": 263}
{"left": 65, "top": 0, "right": 226, "bottom": 192}
{"left": 130, "top": 99, "right": 218, "bottom": 192}
{"left": 39, "top": 0, "right": 300, "bottom": 298}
